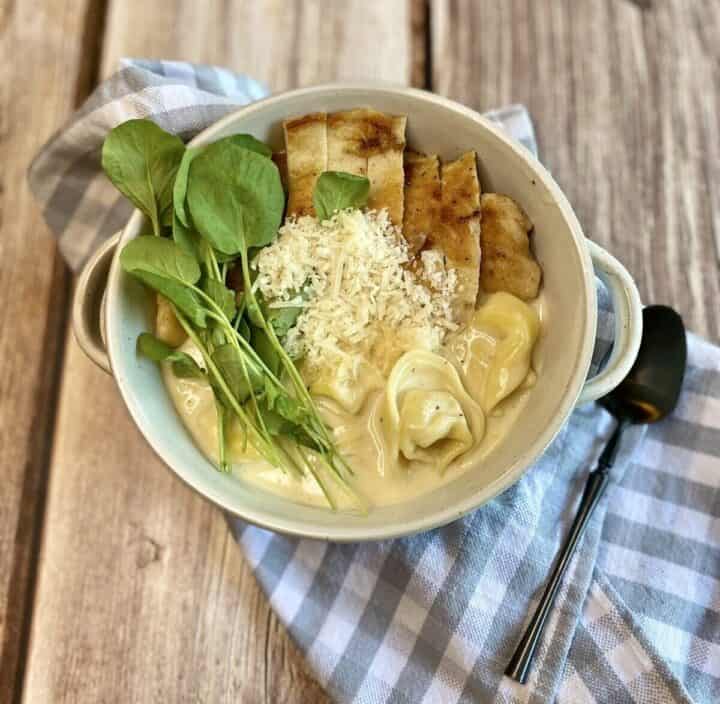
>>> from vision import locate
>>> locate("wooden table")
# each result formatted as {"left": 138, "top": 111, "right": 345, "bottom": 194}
{"left": 2, "top": 1, "right": 718, "bottom": 701}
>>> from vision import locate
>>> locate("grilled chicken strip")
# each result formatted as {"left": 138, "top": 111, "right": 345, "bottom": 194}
{"left": 429, "top": 151, "right": 482, "bottom": 324}
{"left": 403, "top": 151, "right": 441, "bottom": 256}
{"left": 479, "top": 193, "right": 541, "bottom": 300}
{"left": 327, "top": 110, "right": 369, "bottom": 176}
{"left": 326, "top": 109, "right": 406, "bottom": 228}
{"left": 365, "top": 111, "right": 406, "bottom": 228}
{"left": 283, "top": 112, "right": 328, "bottom": 217}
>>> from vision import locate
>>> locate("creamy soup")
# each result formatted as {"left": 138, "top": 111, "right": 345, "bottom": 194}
{"left": 163, "top": 290, "right": 543, "bottom": 509}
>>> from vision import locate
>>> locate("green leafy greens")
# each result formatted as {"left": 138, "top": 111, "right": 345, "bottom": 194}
{"left": 174, "top": 134, "right": 271, "bottom": 229}
{"left": 101, "top": 119, "right": 185, "bottom": 236}
{"left": 119, "top": 236, "right": 208, "bottom": 327}
{"left": 136, "top": 332, "right": 204, "bottom": 379}
{"left": 103, "top": 119, "right": 358, "bottom": 509}
{"left": 186, "top": 141, "right": 284, "bottom": 254}
{"left": 313, "top": 171, "right": 370, "bottom": 221}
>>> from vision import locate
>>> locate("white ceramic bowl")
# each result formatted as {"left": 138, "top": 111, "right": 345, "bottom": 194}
{"left": 73, "top": 84, "right": 642, "bottom": 541}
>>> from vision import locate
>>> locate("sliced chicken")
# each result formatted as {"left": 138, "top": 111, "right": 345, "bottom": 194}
{"left": 480, "top": 193, "right": 541, "bottom": 300}
{"left": 325, "top": 109, "right": 406, "bottom": 228}
{"left": 403, "top": 151, "right": 441, "bottom": 256}
{"left": 429, "top": 151, "right": 482, "bottom": 324}
{"left": 283, "top": 112, "right": 327, "bottom": 217}
{"left": 365, "top": 111, "right": 406, "bottom": 228}
{"left": 327, "top": 110, "right": 369, "bottom": 176}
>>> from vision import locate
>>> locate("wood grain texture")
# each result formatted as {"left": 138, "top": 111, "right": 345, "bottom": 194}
{"left": 432, "top": 0, "right": 720, "bottom": 342}
{"left": 22, "top": 2, "right": 413, "bottom": 702}
{"left": 0, "top": 1, "right": 101, "bottom": 700}
{"left": 101, "top": 0, "right": 411, "bottom": 88}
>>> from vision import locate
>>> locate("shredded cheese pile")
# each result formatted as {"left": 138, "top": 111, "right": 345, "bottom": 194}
{"left": 253, "top": 209, "right": 457, "bottom": 373}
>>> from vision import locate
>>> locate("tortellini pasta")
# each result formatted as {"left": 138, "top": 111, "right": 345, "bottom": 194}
{"left": 381, "top": 350, "right": 485, "bottom": 472}
{"left": 307, "top": 355, "right": 384, "bottom": 414}
{"left": 369, "top": 322, "right": 443, "bottom": 375}
{"left": 459, "top": 292, "right": 540, "bottom": 411}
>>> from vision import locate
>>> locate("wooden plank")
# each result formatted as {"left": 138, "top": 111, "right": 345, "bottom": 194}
{"left": 22, "top": 2, "right": 414, "bottom": 702}
{"left": 432, "top": 0, "right": 720, "bottom": 342}
{"left": 0, "top": 1, "right": 103, "bottom": 700}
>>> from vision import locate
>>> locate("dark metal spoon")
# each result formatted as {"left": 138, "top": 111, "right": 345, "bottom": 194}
{"left": 505, "top": 305, "right": 687, "bottom": 684}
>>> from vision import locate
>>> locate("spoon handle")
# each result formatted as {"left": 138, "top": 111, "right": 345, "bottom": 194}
{"left": 505, "top": 419, "right": 628, "bottom": 684}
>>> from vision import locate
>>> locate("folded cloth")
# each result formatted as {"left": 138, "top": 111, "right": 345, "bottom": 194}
{"left": 29, "top": 60, "right": 720, "bottom": 704}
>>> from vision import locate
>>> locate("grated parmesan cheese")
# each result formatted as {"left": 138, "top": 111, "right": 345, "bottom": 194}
{"left": 253, "top": 209, "right": 458, "bottom": 374}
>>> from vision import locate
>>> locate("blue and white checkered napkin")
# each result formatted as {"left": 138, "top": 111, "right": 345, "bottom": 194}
{"left": 30, "top": 61, "right": 720, "bottom": 703}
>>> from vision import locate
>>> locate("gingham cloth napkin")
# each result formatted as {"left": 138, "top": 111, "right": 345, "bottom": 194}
{"left": 29, "top": 61, "right": 720, "bottom": 704}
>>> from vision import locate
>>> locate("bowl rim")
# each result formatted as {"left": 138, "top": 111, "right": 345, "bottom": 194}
{"left": 105, "top": 82, "right": 597, "bottom": 541}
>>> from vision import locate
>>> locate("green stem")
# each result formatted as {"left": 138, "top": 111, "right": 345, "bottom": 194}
{"left": 295, "top": 446, "right": 336, "bottom": 510}
{"left": 210, "top": 252, "right": 222, "bottom": 280}
{"left": 235, "top": 343, "right": 274, "bottom": 448}
{"left": 190, "top": 288, "right": 335, "bottom": 460}
{"left": 192, "top": 287, "right": 286, "bottom": 389}
{"left": 174, "top": 308, "right": 297, "bottom": 475}
{"left": 239, "top": 255, "right": 325, "bottom": 418}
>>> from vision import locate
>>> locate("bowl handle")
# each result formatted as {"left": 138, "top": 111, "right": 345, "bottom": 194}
{"left": 577, "top": 240, "right": 643, "bottom": 405}
{"left": 71, "top": 232, "right": 121, "bottom": 375}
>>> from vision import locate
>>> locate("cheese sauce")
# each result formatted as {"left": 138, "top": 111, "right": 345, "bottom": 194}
{"left": 162, "top": 293, "right": 543, "bottom": 508}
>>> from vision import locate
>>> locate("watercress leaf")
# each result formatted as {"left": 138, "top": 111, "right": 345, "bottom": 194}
{"left": 284, "top": 423, "right": 318, "bottom": 450}
{"left": 212, "top": 344, "right": 264, "bottom": 403}
{"left": 171, "top": 355, "right": 205, "bottom": 379}
{"left": 173, "top": 146, "right": 201, "bottom": 227}
{"left": 120, "top": 235, "right": 201, "bottom": 284}
{"left": 136, "top": 332, "right": 176, "bottom": 360}
{"left": 259, "top": 381, "right": 309, "bottom": 426}
{"left": 238, "top": 317, "right": 251, "bottom": 341}
{"left": 251, "top": 327, "right": 281, "bottom": 378}
{"left": 186, "top": 142, "right": 284, "bottom": 254}
{"left": 132, "top": 271, "right": 208, "bottom": 328}
{"left": 313, "top": 171, "right": 370, "bottom": 221}
{"left": 257, "top": 400, "right": 315, "bottom": 449}
{"left": 262, "top": 380, "right": 281, "bottom": 410}
{"left": 258, "top": 407, "right": 288, "bottom": 436}
{"left": 173, "top": 135, "right": 270, "bottom": 229}
{"left": 273, "top": 394, "right": 310, "bottom": 426}
{"left": 266, "top": 306, "right": 302, "bottom": 338}
{"left": 225, "top": 134, "right": 272, "bottom": 158}
{"left": 246, "top": 295, "right": 265, "bottom": 328}
{"left": 136, "top": 332, "right": 204, "bottom": 379}
{"left": 172, "top": 213, "right": 201, "bottom": 259}
{"left": 209, "top": 322, "right": 227, "bottom": 348}
{"left": 101, "top": 119, "right": 185, "bottom": 236}
{"left": 204, "top": 279, "right": 236, "bottom": 320}
{"left": 120, "top": 237, "right": 206, "bottom": 326}
{"left": 256, "top": 289, "right": 305, "bottom": 338}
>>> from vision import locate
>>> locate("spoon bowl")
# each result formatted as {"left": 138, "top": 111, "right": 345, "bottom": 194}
{"left": 600, "top": 305, "right": 687, "bottom": 423}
